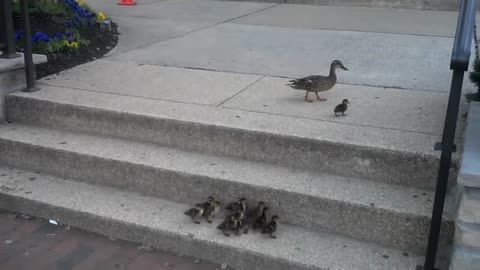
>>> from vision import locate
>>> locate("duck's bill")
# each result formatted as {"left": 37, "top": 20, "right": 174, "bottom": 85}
{"left": 341, "top": 66, "right": 348, "bottom": 71}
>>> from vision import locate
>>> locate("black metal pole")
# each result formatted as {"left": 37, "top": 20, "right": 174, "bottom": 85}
{"left": 20, "top": 0, "right": 36, "bottom": 92}
{"left": 0, "top": 0, "right": 20, "bottom": 58}
{"left": 420, "top": 70, "right": 465, "bottom": 270}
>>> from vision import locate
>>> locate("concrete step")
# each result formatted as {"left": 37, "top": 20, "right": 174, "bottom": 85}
{"left": 0, "top": 53, "right": 47, "bottom": 121}
{"left": 0, "top": 123, "right": 455, "bottom": 253}
{"left": 224, "top": 0, "right": 460, "bottom": 11}
{"left": 0, "top": 166, "right": 434, "bottom": 270}
{"left": 5, "top": 83, "right": 455, "bottom": 189}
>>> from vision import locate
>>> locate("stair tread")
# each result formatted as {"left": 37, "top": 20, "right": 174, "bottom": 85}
{"left": 0, "top": 123, "right": 447, "bottom": 220}
{"left": 0, "top": 166, "right": 423, "bottom": 270}
{"left": 9, "top": 84, "right": 441, "bottom": 156}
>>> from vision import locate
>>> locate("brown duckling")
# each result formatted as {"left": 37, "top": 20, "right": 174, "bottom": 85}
{"left": 217, "top": 212, "right": 242, "bottom": 237}
{"left": 288, "top": 60, "right": 348, "bottom": 102}
{"left": 225, "top": 197, "right": 248, "bottom": 213}
{"left": 262, "top": 215, "right": 279, "bottom": 239}
{"left": 334, "top": 99, "right": 350, "bottom": 116}
{"left": 204, "top": 201, "right": 221, "bottom": 223}
{"left": 184, "top": 205, "right": 204, "bottom": 224}
{"left": 252, "top": 207, "right": 269, "bottom": 231}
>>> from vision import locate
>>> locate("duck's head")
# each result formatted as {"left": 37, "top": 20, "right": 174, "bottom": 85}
{"left": 342, "top": 99, "right": 350, "bottom": 104}
{"left": 207, "top": 196, "right": 214, "bottom": 202}
{"left": 331, "top": 60, "right": 348, "bottom": 71}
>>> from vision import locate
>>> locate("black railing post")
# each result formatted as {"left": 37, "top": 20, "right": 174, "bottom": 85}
{"left": 0, "top": 0, "right": 20, "bottom": 58}
{"left": 20, "top": 0, "right": 36, "bottom": 92}
{"left": 417, "top": 0, "right": 477, "bottom": 269}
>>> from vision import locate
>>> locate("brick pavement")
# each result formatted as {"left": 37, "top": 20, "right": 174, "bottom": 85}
{"left": 0, "top": 210, "right": 227, "bottom": 270}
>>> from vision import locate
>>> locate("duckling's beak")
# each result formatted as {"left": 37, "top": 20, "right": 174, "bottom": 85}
{"left": 341, "top": 65, "right": 348, "bottom": 71}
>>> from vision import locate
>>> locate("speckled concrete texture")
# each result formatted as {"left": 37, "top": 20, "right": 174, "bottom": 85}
{"left": 0, "top": 123, "right": 455, "bottom": 253}
{"left": 0, "top": 167, "right": 432, "bottom": 270}
{"left": 6, "top": 82, "right": 456, "bottom": 189}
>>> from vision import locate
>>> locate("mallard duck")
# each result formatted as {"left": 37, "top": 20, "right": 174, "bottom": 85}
{"left": 287, "top": 60, "right": 348, "bottom": 102}
{"left": 334, "top": 99, "right": 350, "bottom": 116}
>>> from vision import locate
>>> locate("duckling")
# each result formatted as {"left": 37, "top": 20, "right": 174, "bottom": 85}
{"left": 252, "top": 207, "right": 269, "bottom": 230}
{"left": 225, "top": 197, "right": 248, "bottom": 213}
{"left": 262, "top": 215, "right": 279, "bottom": 239}
{"left": 204, "top": 201, "right": 221, "bottom": 223}
{"left": 334, "top": 99, "right": 350, "bottom": 116}
{"left": 198, "top": 196, "right": 214, "bottom": 210}
{"left": 184, "top": 205, "right": 204, "bottom": 224}
{"left": 247, "top": 201, "right": 266, "bottom": 222}
{"left": 217, "top": 212, "right": 240, "bottom": 237}
{"left": 288, "top": 60, "right": 348, "bottom": 102}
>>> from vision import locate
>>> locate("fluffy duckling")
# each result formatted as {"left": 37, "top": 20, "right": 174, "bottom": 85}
{"left": 252, "top": 207, "right": 269, "bottom": 230}
{"left": 334, "top": 99, "right": 350, "bottom": 116}
{"left": 204, "top": 201, "right": 221, "bottom": 223}
{"left": 184, "top": 205, "right": 204, "bottom": 224}
{"left": 217, "top": 212, "right": 241, "bottom": 237}
{"left": 262, "top": 215, "right": 279, "bottom": 239}
{"left": 226, "top": 197, "right": 248, "bottom": 213}
{"left": 288, "top": 60, "right": 348, "bottom": 102}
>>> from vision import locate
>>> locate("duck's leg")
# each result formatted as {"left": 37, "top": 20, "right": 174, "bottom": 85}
{"left": 315, "top": 92, "right": 327, "bottom": 101}
{"left": 305, "top": 92, "right": 313, "bottom": 102}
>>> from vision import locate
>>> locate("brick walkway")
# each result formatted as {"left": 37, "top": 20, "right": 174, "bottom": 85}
{"left": 0, "top": 210, "right": 225, "bottom": 270}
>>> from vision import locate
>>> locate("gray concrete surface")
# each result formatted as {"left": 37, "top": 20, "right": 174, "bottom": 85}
{"left": 38, "top": 60, "right": 261, "bottom": 106}
{"left": 459, "top": 103, "right": 480, "bottom": 188}
{"left": 108, "top": 23, "right": 469, "bottom": 92}
{"left": 228, "top": 0, "right": 461, "bottom": 11}
{"left": 85, "top": 0, "right": 277, "bottom": 22}
{"left": 231, "top": 4, "right": 461, "bottom": 37}
{"left": 0, "top": 166, "right": 428, "bottom": 270}
{"left": 0, "top": 123, "right": 455, "bottom": 252}
{"left": 0, "top": 54, "right": 47, "bottom": 122}
{"left": 106, "top": 16, "right": 212, "bottom": 55}
{"left": 7, "top": 84, "right": 449, "bottom": 188}
{"left": 222, "top": 76, "right": 456, "bottom": 135}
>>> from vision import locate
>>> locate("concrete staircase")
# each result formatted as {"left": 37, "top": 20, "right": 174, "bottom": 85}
{"left": 0, "top": 0, "right": 469, "bottom": 269}
{"left": 0, "top": 61, "right": 461, "bottom": 269}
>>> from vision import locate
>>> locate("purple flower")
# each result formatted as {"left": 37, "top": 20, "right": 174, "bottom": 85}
{"left": 15, "top": 29, "right": 24, "bottom": 41}
{"left": 66, "top": 32, "right": 72, "bottom": 38}
{"left": 54, "top": 32, "right": 64, "bottom": 39}
{"left": 32, "top": 32, "right": 49, "bottom": 43}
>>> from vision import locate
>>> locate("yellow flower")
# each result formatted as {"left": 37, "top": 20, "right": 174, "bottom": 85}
{"left": 63, "top": 40, "right": 69, "bottom": 46}
{"left": 76, "top": 0, "right": 86, "bottom": 6}
{"left": 98, "top": 12, "right": 106, "bottom": 21}
{"left": 69, "top": 42, "right": 79, "bottom": 49}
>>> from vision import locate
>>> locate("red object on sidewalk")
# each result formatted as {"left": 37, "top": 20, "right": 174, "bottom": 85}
{"left": 118, "top": 0, "right": 137, "bottom": 5}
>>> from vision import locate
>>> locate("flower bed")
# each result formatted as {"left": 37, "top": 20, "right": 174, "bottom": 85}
{"left": 12, "top": 0, "right": 118, "bottom": 79}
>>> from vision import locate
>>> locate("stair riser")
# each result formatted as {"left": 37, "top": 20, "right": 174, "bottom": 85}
{"left": 0, "top": 194, "right": 318, "bottom": 270}
{"left": 0, "top": 139, "right": 454, "bottom": 252}
{"left": 6, "top": 96, "right": 449, "bottom": 189}
{"left": 226, "top": 0, "right": 460, "bottom": 11}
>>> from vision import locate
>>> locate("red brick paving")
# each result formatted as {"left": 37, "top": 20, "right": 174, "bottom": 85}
{"left": 0, "top": 211, "right": 225, "bottom": 270}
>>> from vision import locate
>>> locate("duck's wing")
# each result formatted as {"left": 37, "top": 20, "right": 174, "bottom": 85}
{"left": 287, "top": 75, "right": 328, "bottom": 89}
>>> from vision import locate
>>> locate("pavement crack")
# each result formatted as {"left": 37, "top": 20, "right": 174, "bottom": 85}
{"left": 216, "top": 76, "right": 265, "bottom": 107}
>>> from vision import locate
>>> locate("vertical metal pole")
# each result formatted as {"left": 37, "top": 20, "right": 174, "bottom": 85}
{"left": 420, "top": 70, "right": 465, "bottom": 270}
{"left": 1, "top": 0, "right": 20, "bottom": 58}
{"left": 20, "top": 0, "right": 36, "bottom": 92}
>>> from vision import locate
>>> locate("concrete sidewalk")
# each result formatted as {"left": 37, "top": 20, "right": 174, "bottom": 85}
{"left": 82, "top": 0, "right": 475, "bottom": 92}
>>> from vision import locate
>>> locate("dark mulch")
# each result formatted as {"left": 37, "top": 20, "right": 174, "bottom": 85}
{"left": 13, "top": 12, "right": 119, "bottom": 79}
